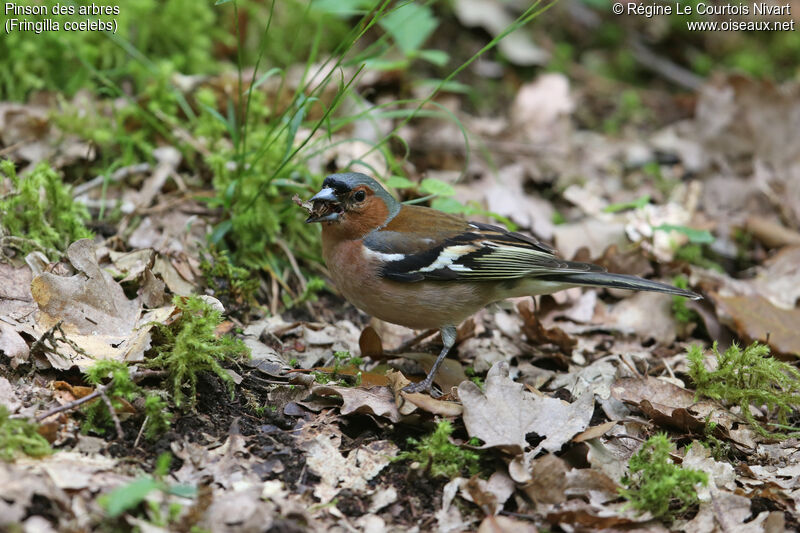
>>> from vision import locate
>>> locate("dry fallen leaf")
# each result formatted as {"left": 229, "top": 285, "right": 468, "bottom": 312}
{"left": 518, "top": 300, "right": 576, "bottom": 353}
{"left": 711, "top": 293, "right": 800, "bottom": 358}
{"left": 683, "top": 488, "right": 783, "bottom": 533}
{"left": 573, "top": 421, "right": 618, "bottom": 443}
{"left": 459, "top": 362, "right": 593, "bottom": 455}
{"left": 311, "top": 384, "right": 400, "bottom": 423}
{"left": 400, "top": 391, "right": 464, "bottom": 417}
{"left": 0, "top": 321, "right": 29, "bottom": 367}
{"left": 358, "top": 326, "right": 384, "bottom": 359}
{"left": 298, "top": 423, "right": 397, "bottom": 504}
{"left": 32, "top": 239, "right": 139, "bottom": 337}
{"left": 461, "top": 471, "right": 515, "bottom": 516}
{"left": 545, "top": 499, "right": 642, "bottom": 530}
{"left": 29, "top": 239, "right": 147, "bottom": 369}
{"left": 565, "top": 468, "right": 619, "bottom": 504}
{"left": 403, "top": 351, "right": 469, "bottom": 391}
{"left": 477, "top": 515, "right": 538, "bottom": 533}
{"left": 605, "top": 291, "right": 680, "bottom": 345}
{"left": 522, "top": 454, "right": 568, "bottom": 505}
{"left": 611, "top": 376, "right": 714, "bottom": 435}
{"left": 682, "top": 441, "right": 736, "bottom": 496}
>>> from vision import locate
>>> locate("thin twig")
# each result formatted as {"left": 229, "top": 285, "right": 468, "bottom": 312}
{"left": 275, "top": 238, "right": 308, "bottom": 290}
{"left": 269, "top": 275, "right": 280, "bottom": 316}
{"left": 607, "top": 433, "right": 647, "bottom": 444}
{"left": 97, "top": 387, "right": 124, "bottom": 440}
{"left": 72, "top": 162, "right": 151, "bottom": 196}
{"left": 0, "top": 141, "right": 27, "bottom": 157}
{"left": 619, "top": 353, "right": 643, "bottom": 378}
{"left": 133, "top": 415, "right": 149, "bottom": 449}
{"left": 35, "top": 369, "right": 166, "bottom": 429}
{"left": 36, "top": 388, "right": 102, "bottom": 422}
{"left": 663, "top": 357, "right": 677, "bottom": 380}
{"left": 630, "top": 38, "right": 704, "bottom": 91}
{"left": 396, "top": 329, "right": 439, "bottom": 353}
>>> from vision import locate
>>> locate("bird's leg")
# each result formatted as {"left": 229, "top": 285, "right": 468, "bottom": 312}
{"left": 402, "top": 325, "right": 457, "bottom": 396}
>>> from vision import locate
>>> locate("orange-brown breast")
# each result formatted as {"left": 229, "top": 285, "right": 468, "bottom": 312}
{"left": 321, "top": 234, "right": 498, "bottom": 329}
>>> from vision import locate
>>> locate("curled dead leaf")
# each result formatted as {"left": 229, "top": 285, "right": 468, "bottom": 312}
{"left": 312, "top": 384, "right": 400, "bottom": 423}
{"left": 517, "top": 300, "right": 576, "bottom": 353}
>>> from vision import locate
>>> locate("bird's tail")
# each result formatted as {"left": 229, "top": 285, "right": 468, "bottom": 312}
{"left": 542, "top": 272, "right": 702, "bottom": 300}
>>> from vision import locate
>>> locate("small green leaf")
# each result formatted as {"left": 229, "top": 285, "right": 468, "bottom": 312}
{"left": 167, "top": 484, "right": 198, "bottom": 498}
{"left": 252, "top": 68, "right": 283, "bottom": 90}
{"left": 386, "top": 176, "right": 415, "bottom": 189}
{"left": 654, "top": 224, "right": 715, "bottom": 244}
{"left": 101, "top": 478, "right": 161, "bottom": 518}
{"left": 431, "top": 196, "right": 467, "bottom": 214}
{"left": 416, "top": 49, "right": 449, "bottom": 67}
{"left": 379, "top": 3, "right": 438, "bottom": 55}
{"left": 603, "top": 194, "right": 650, "bottom": 213}
{"left": 154, "top": 452, "right": 172, "bottom": 477}
{"left": 420, "top": 178, "right": 455, "bottom": 197}
{"left": 362, "top": 58, "right": 411, "bottom": 71}
{"left": 210, "top": 220, "right": 233, "bottom": 245}
{"left": 311, "top": 0, "right": 372, "bottom": 15}
{"left": 414, "top": 79, "right": 471, "bottom": 94}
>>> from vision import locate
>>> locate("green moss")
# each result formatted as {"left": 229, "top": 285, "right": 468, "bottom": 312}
{"left": 312, "top": 350, "right": 364, "bottom": 386}
{"left": 688, "top": 342, "right": 800, "bottom": 437}
{"left": 0, "top": 0, "right": 222, "bottom": 101}
{"left": 147, "top": 296, "right": 250, "bottom": 408}
{"left": 671, "top": 275, "right": 699, "bottom": 325}
{"left": 602, "top": 89, "right": 648, "bottom": 134}
{"left": 83, "top": 360, "right": 172, "bottom": 438}
{"left": 200, "top": 246, "right": 260, "bottom": 313}
{"left": 701, "top": 419, "right": 733, "bottom": 461}
{"left": 395, "top": 420, "right": 481, "bottom": 479}
{"left": 620, "top": 434, "right": 707, "bottom": 521}
{"left": 143, "top": 395, "right": 172, "bottom": 440}
{"left": 0, "top": 406, "right": 52, "bottom": 461}
{"left": 0, "top": 159, "right": 92, "bottom": 257}
{"left": 674, "top": 243, "right": 724, "bottom": 272}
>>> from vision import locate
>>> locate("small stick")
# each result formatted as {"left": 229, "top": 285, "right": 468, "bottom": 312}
{"left": 97, "top": 387, "right": 124, "bottom": 440}
{"left": 397, "top": 329, "right": 438, "bottom": 353}
{"left": 133, "top": 415, "right": 149, "bottom": 449}
{"left": 36, "top": 388, "right": 102, "bottom": 422}
{"left": 35, "top": 370, "right": 165, "bottom": 433}
{"left": 72, "top": 163, "right": 151, "bottom": 196}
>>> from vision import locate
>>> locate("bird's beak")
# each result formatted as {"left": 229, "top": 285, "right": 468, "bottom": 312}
{"left": 311, "top": 187, "right": 337, "bottom": 203}
{"left": 305, "top": 187, "right": 342, "bottom": 223}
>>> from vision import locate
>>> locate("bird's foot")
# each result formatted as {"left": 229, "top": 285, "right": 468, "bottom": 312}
{"left": 402, "top": 379, "right": 442, "bottom": 398}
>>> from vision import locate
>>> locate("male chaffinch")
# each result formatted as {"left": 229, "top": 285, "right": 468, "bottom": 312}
{"left": 306, "top": 172, "right": 701, "bottom": 395}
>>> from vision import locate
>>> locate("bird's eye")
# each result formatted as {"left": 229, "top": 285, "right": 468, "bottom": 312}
{"left": 354, "top": 190, "right": 366, "bottom": 202}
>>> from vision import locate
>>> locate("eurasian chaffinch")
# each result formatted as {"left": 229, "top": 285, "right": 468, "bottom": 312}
{"left": 306, "top": 172, "right": 701, "bottom": 395}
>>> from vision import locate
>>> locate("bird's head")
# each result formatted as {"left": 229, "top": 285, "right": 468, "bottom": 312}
{"left": 306, "top": 173, "right": 400, "bottom": 237}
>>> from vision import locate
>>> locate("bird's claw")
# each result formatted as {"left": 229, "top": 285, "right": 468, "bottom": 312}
{"left": 402, "top": 380, "right": 442, "bottom": 398}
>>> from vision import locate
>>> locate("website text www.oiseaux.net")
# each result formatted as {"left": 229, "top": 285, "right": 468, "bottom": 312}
{"left": 617, "top": 2, "right": 796, "bottom": 32}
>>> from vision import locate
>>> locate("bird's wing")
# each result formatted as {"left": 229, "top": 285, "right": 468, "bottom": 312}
{"left": 366, "top": 210, "right": 603, "bottom": 282}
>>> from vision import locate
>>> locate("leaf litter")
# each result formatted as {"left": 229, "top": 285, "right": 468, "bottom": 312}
{"left": 2, "top": 56, "right": 800, "bottom": 533}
